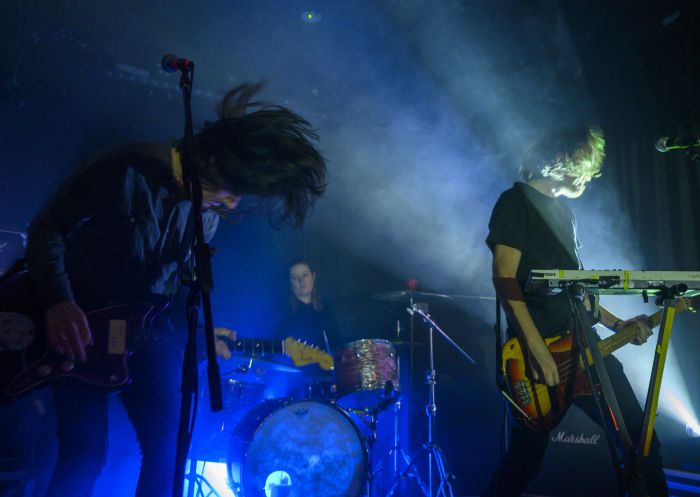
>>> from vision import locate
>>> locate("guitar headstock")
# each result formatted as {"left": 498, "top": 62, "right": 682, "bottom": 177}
{"left": 283, "top": 337, "right": 334, "bottom": 370}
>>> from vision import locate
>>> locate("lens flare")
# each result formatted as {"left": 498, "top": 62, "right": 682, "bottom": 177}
{"left": 687, "top": 422, "right": 700, "bottom": 438}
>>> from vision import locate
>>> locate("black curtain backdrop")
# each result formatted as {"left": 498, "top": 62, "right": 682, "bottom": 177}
{"left": 564, "top": 1, "right": 700, "bottom": 270}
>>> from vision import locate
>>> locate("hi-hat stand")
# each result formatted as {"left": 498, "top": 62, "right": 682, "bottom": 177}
{"left": 370, "top": 320, "right": 428, "bottom": 497}
{"left": 384, "top": 304, "right": 476, "bottom": 497}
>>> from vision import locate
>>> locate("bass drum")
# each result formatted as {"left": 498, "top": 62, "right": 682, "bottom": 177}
{"left": 228, "top": 399, "right": 366, "bottom": 497}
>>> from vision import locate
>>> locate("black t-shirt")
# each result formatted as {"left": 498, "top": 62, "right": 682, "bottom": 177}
{"left": 276, "top": 298, "right": 339, "bottom": 350}
{"left": 486, "top": 182, "right": 582, "bottom": 337}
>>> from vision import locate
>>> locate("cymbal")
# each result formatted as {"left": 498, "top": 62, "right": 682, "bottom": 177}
{"left": 373, "top": 290, "right": 496, "bottom": 302}
{"left": 373, "top": 290, "right": 455, "bottom": 302}
{"left": 389, "top": 340, "right": 427, "bottom": 348}
{"left": 202, "top": 354, "right": 304, "bottom": 382}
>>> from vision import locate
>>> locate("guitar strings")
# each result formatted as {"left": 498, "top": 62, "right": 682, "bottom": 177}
{"left": 512, "top": 307, "right": 682, "bottom": 401}
{"left": 516, "top": 338, "right": 622, "bottom": 396}
{"left": 514, "top": 325, "right": 643, "bottom": 396}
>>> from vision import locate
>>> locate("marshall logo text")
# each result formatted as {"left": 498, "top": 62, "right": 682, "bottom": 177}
{"left": 550, "top": 431, "right": 601, "bottom": 445}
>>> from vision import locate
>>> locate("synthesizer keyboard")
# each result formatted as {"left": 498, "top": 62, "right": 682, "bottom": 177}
{"left": 527, "top": 269, "right": 700, "bottom": 295}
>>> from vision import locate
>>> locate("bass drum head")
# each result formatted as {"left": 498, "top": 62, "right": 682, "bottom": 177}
{"left": 228, "top": 399, "right": 366, "bottom": 497}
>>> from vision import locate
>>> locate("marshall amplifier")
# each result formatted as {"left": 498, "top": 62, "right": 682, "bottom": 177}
{"left": 524, "top": 407, "right": 618, "bottom": 497}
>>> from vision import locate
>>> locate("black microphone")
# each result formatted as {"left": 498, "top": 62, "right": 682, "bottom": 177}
{"left": 160, "top": 53, "right": 195, "bottom": 73}
{"left": 655, "top": 136, "right": 700, "bottom": 153}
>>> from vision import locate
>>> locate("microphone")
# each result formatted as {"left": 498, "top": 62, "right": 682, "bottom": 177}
{"left": 160, "top": 53, "right": 195, "bottom": 73}
{"left": 655, "top": 136, "right": 700, "bottom": 153}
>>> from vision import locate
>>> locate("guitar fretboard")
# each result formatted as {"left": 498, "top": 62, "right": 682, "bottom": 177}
{"left": 225, "top": 338, "right": 285, "bottom": 356}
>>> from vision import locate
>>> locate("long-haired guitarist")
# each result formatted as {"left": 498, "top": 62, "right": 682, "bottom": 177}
{"left": 482, "top": 126, "right": 668, "bottom": 497}
{"left": 18, "top": 83, "right": 327, "bottom": 497}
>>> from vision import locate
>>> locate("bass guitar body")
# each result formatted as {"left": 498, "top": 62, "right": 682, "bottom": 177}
{"left": 502, "top": 333, "right": 592, "bottom": 432}
{"left": 501, "top": 294, "right": 694, "bottom": 432}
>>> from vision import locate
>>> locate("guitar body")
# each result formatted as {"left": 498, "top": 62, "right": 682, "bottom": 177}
{"left": 500, "top": 295, "right": 695, "bottom": 432}
{"left": 0, "top": 269, "right": 157, "bottom": 403}
{"left": 0, "top": 303, "right": 155, "bottom": 403}
{"left": 502, "top": 333, "right": 591, "bottom": 432}
{"left": 0, "top": 270, "right": 335, "bottom": 405}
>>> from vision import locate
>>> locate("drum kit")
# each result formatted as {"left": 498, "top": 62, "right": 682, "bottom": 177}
{"left": 190, "top": 289, "right": 480, "bottom": 497}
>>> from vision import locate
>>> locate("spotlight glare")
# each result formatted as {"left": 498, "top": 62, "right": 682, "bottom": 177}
{"left": 301, "top": 10, "right": 322, "bottom": 24}
{"left": 687, "top": 422, "right": 700, "bottom": 438}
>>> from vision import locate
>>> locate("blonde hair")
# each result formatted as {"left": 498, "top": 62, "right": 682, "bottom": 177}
{"left": 522, "top": 127, "right": 606, "bottom": 182}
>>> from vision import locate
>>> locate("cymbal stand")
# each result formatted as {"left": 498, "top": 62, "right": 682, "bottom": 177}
{"left": 373, "top": 397, "right": 429, "bottom": 497}
{"left": 371, "top": 323, "right": 427, "bottom": 496}
{"left": 367, "top": 411, "right": 379, "bottom": 497}
{"left": 386, "top": 305, "right": 475, "bottom": 497}
{"left": 357, "top": 395, "right": 402, "bottom": 497}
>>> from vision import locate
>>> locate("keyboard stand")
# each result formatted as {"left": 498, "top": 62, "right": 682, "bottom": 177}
{"left": 630, "top": 285, "right": 684, "bottom": 494}
{"left": 566, "top": 284, "right": 631, "bottom": 497}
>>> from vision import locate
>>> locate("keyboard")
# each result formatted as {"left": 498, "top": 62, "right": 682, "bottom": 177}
{"left": 527, "top": 269, "right": 700, "bottom": 295}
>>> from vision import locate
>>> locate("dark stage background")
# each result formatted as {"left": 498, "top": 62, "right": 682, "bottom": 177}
{"left": 1, "top": 1, "right": 699, "bottom": 496}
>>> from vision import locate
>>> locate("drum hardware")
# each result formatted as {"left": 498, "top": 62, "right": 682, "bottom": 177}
{"left": 383, "top": 304, "right": 476, "bottom": 497}
{"left": 350, "top": 381, "right": 403, "bottom": 497}
{"left": 372, "top": 284, "right": 486, "bottom": 492}
{"left": 370, "top": 352, "right": 427, "bottom": 497}
{"left": 184, "top": 460, "right": 224, "bottom": 497}
{"left": 386, "top": 399, "right": 428, "bottom": 494}
{"left": 218, "top": 356, "right": 306, "bottom": 377}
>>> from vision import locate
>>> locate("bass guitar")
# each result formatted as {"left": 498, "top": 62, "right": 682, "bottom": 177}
{"left": 501, "top": 296, "right": 697, "bottom": 431}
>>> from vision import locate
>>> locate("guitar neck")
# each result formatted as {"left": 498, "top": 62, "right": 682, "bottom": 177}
{"left": 597, "top": 300, "right": 688, "bottom": 358}
{"left": 222, "top": 337, "right": 285, "bottom": 355}
{"left": 597, "top": 325, "right": 641, "bottom": 358}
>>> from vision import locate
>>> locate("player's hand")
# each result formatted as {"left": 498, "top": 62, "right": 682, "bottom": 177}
{"left": 45, "top": 300, "right": 92, "bottom": 363}
{"left": 616, "top": 315, "right": 652, "bottom": 345}
{"left": 527, "top": 339, "right": 560, "bottom": 387}
{"left": 214, "top": 327, "right": 237, "bottom": 359}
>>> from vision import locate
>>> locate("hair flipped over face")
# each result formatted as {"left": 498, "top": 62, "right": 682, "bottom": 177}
{"left": 193, "top": 83, "right": 327, "bottom": 227}
{"left": 520, "top": 126, "right": 606, "bottom": 182}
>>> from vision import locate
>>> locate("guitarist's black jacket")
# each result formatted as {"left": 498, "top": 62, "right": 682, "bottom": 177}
{"left": 24, "top": 142, "right": 220, "bottom": 310}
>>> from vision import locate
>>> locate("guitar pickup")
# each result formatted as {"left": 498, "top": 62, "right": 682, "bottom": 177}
{"left": 514, "top": 380, "right": 531, "bottom": 406}
{"left": 108, "top": 319, "right": 127, "bottom": 355}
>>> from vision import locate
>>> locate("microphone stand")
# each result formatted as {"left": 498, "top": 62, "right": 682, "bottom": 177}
{"left": 169, "top": 61, "right": 224, "bottom": 497}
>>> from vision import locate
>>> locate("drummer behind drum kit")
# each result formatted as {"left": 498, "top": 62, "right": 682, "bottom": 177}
{"left": 192, "top": 290, "right": 478, "bottom": 497}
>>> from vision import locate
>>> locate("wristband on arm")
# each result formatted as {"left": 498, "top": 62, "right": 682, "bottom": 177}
{"left": 492, "top": 277, "right": 526, "bottom": 302}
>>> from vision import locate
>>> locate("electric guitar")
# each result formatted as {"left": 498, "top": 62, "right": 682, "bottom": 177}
{"left": 501, "top": 296, "right": 697, "bottom": 431}
{"left": 0, "top": 287, "right": 333, "bottom": 404}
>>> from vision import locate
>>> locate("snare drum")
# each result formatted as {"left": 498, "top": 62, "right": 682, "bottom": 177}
{"left": 228, "top": 399, "right": 366, "bottom": 497}
{"left": 333, "top": 339, "right": 399, "bottom": 411}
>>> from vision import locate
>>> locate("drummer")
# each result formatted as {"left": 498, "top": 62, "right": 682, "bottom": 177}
{"left": 276, "top": 258, "right": 339, "bottom": 352}
{"left": 211, "top": 258, "right": 337, "bottom": 389}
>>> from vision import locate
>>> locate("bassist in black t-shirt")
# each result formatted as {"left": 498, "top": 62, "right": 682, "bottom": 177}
{"left": 483, "top": 126, "right": 668, "bottom": 497}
